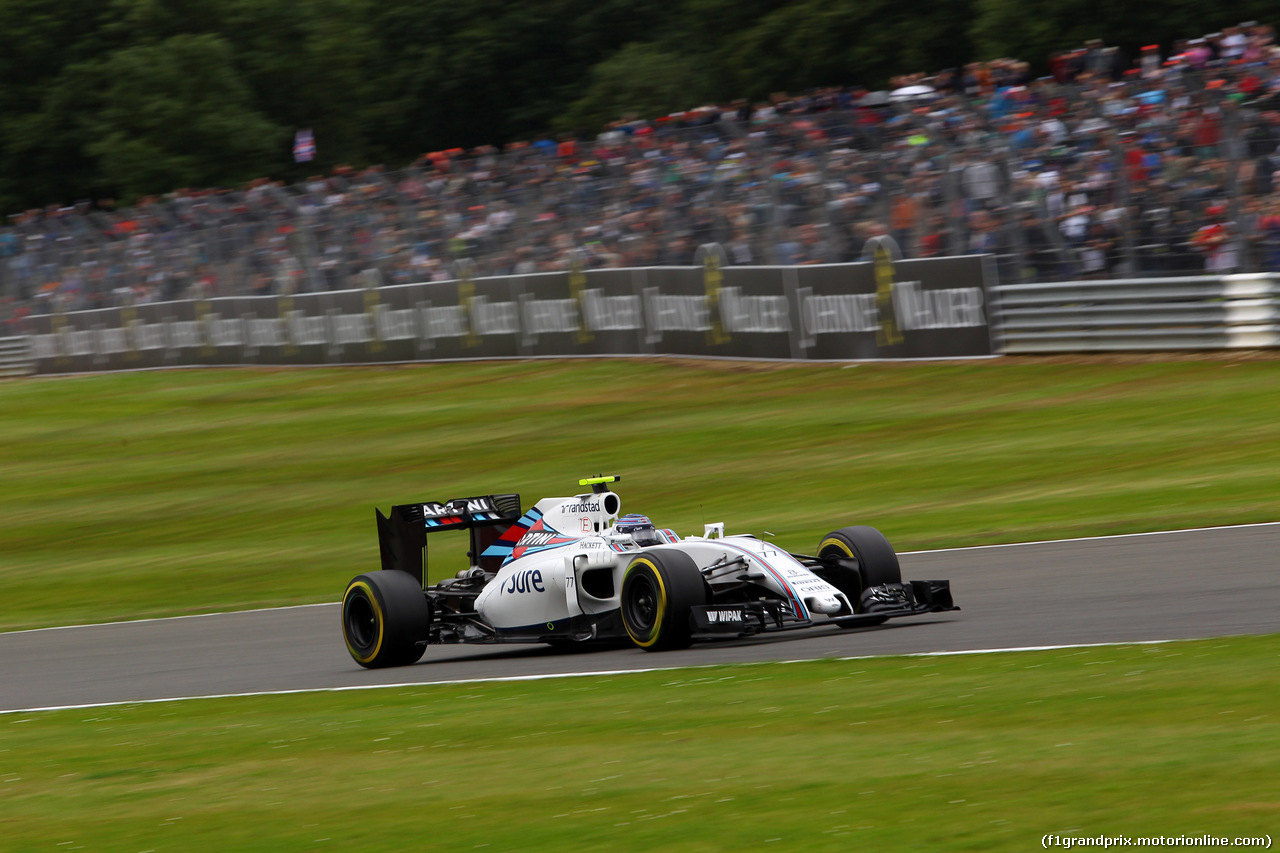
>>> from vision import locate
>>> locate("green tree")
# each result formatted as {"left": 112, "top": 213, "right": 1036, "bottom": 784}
{"left": 0, "top": 0, "right": 124, "bottom": 210}
{"left": 1, "top": 63, "right": 109, "bottom": 211}
{"left": 219, "top": 0, "right": 377, "bottom": 172}
{"left": 712, "top": 0, "right": 974, "bottom": 99}
{"left": 561, "top": 42, "right": 704, "bottom": 131}
{"left": 88, "top": 34, "right": 284, "bottom": 199}
{"left": 363, "top": 0, "right": 671, "bottom": 157}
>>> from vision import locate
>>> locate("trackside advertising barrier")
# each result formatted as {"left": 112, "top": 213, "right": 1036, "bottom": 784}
{"left": 26, "top": 255, "right": 994, "bottom": 374}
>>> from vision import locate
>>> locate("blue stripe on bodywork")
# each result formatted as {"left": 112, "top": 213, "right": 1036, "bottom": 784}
{"left": 713, "top": 540, "right": 809, "bottom": 621}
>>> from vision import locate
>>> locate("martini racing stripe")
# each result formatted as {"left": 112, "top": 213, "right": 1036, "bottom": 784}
{"left": 712, "top": 540, "right": 809, "bottom": 621}
{"left": 481, "top": 508, "right": 580, "bottom": 565}
{"left": 481, "top": 507, "right": 543, "bottom": 561}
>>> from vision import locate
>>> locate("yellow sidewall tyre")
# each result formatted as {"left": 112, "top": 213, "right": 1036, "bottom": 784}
{"left": 342, "top": 571, "right": 432, "bottom": 668}
{"left": 620, "top": 549, "right": 707, "bottom": 652}
{"left": 817, "top": 526, "right": 901, "bottom": 618}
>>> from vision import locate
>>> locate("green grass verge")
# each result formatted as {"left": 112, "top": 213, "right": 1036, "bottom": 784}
{"left": 3, "top": 635, "right": 1277, "bottom": 851}
{"left": 4, "top": 358, "right": 1280, "bottom": 629}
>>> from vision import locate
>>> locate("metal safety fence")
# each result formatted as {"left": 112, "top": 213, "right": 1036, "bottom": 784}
{"left": 991, "top": 273, "right": 1280, "bottom": 352}
{"left": 0, "top": 336, "right": 33, "bottom": 377}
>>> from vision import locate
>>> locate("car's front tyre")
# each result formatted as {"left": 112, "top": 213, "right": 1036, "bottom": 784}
{"left": 620, "top": 550, "right": 707, "bottom": 651}
{"left": 342, "top": 570, "right": 433, "bottom": 668}
{"left": 817, "top": 526, "right": 902, "bottom": 623}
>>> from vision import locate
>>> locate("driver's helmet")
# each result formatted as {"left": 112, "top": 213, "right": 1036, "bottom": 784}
{"left": 614, "top": 513, "right": 664, "bottom": 547}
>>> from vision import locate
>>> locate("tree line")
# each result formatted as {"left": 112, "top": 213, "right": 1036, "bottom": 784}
{"left": 0, "top": 0, "right": 1273, "bottom": 212}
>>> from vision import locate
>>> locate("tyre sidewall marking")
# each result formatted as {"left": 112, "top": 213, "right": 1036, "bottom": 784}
{"left": 820, "top": 536, "right": 862, "bottom": 613}
{"left": 819, "top": 536, "right": 855, "bottom": 559}
{"left": 343, "top": 580, "right": 384, "bottom": 664}
{"left": 624, "top": 558, "right": 668, "bottom": 648}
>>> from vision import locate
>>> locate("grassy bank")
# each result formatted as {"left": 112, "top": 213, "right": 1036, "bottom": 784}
{"left": 3, "top": 635, "right": 1276, "bottom": 851}
{"left": 3, "top": 357, "right": 1280, "bottom": 629}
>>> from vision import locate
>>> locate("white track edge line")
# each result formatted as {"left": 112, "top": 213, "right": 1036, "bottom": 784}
{"left": 3, "top": 602, "right": 336, "bottom": 636}
{"left": 0, "top": 635, "right": 1241, "bottom": 717}
{"left": 901, "top": 520, "right": 1280, "bottom": 555}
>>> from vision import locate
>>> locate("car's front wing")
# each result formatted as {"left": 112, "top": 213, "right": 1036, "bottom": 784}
{"left": 690, "top": 580, "right": 958, "bottom": 638}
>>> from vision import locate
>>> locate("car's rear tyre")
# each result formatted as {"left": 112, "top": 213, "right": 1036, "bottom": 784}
{"left": 620, "top": 550, "right": 707, "bottom": 651}
{"left": 342, "top": 571, "right": 433, "bottom": 668}
{"left": 818, "top": 526, "right": 901, "bottom": 623}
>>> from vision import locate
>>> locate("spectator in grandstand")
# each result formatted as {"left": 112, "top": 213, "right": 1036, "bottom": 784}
{"left": 1191, "top": 203, "right": 1237, "bottom": 272}
{"left": 1254, "top": 199, "right": 1280, "bottom": 271}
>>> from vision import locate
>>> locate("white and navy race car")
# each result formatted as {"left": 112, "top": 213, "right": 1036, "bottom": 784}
{"left": 341, "top": 476, "right": 957, "bottom": 668}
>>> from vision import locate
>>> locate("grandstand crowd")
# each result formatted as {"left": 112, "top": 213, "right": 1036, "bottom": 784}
{"left": 7, "top": 22, "right": 1280, "bottom": 329}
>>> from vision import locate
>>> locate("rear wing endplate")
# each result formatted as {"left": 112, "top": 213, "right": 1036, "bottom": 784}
{"left": 376, "top": 493, "right": 522, "bottom": 586}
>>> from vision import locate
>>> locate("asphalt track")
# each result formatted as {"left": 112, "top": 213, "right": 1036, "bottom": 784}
{"left": 3, "top": 524, "right": 1277, "bottom": 713}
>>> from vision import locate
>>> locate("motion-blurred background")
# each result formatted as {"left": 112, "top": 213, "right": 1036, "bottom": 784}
{"left": 6, "top": 0, "right": 1280, "bottom": 328}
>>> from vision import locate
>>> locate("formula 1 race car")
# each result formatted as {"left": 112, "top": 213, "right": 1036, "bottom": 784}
{"left": 341, "top": 476, "right": 957, "bottom": 668}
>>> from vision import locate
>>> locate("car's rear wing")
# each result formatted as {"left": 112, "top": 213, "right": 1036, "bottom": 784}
{"left": 376, "top": 493, "right": 523, "bottom": 586}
